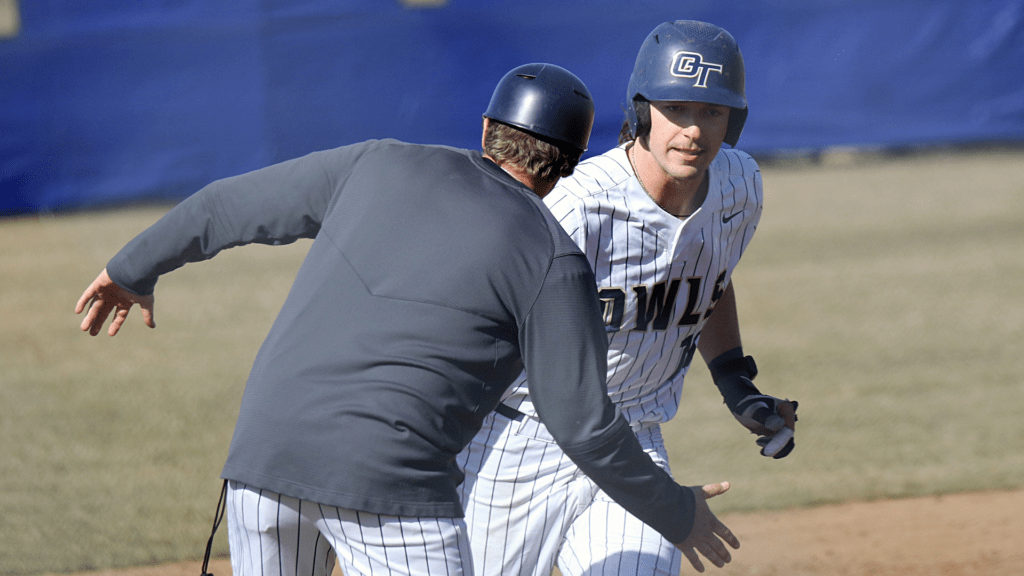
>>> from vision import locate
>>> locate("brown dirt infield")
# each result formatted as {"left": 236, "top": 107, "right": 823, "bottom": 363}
{"left": 52, "top": 488, "right": 1023, "bottom": 576}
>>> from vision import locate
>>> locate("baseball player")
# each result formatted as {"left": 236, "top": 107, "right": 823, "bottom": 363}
{"left": 458, "top": 22, "right": 797, "bottom": 576}
{"left": 75, "top": 63, "right": 737, "bottom": 576}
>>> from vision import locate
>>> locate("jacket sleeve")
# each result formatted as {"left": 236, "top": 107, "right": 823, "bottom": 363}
{"left": 105, "top": 146, "right": 362, "bottom": 295}
{"left": 519, "top": 251, "right": 697, "bottom": 544}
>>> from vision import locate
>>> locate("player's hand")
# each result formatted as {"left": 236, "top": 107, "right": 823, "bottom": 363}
{"left": 732, "top": 395, "right": 798, "bottom": 459}
{"left": 708, "top": 352, "right": 798, "bottom": 459}
{"left": 675, "top": 482, "right": 740, "bottom": 572}
{"left": 75, "top": 268, "right": 155, "bottom": 337}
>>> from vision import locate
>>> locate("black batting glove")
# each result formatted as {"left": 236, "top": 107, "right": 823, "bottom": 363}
{"left": 708, "top": 348, "right": 798, "bottom": 459}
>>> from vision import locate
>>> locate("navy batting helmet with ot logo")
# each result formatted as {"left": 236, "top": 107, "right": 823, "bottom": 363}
{"left": 626, "top": 21, "right": 748, "bottom": 146}
{"left": 484, "top": 63, "right": 595, "bottom": 152}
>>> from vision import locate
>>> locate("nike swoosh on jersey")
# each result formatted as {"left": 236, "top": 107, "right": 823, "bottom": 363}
{"left": 722, "top": 211, "right": 743, "bottom": 223}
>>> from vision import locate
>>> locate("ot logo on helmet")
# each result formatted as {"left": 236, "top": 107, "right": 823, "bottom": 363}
{"left": 670, "top": 51, "right": 724, "bottom": 88}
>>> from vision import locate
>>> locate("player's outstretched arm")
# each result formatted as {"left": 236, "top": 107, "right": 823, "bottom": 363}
{"left": 675, "top": 482, "right": 740, "bottom": 572}
{"left": 75, "top": 268, "right": 155, "bottom": 337}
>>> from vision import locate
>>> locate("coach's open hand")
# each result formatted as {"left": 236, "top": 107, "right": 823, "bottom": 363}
{"left": 76, "top": 268, "right": 155, "bottom": 336}
{"left": 676, "top": 482, "right": 740, "bottom": 572}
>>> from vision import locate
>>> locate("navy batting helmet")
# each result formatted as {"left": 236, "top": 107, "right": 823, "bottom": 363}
{"left": 483, "top": 63, "right": 595, "bottom": 152}
{"left": 626, "top": 21, "right": 748, "bottom": 146}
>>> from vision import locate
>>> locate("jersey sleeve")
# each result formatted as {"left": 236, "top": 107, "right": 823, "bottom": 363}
{"left": 105, "top": 145, "right": 365, "bottom": 295}
{"left": 519, "top": 251, "right": 697, "bottom": 544}
{"left": 724, "top": 148, "right": 763, "bottom": 261}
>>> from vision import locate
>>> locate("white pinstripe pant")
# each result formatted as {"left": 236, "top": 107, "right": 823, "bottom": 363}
{"left": 226, "top": 480, "right": 474, "bottom": 576}
{"left": 458, "top": 413, "right": 681, "bottom": 576}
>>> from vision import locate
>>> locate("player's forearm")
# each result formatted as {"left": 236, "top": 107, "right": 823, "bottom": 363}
{"left": 697, "top": 281, "right": 742, "bottom": 364}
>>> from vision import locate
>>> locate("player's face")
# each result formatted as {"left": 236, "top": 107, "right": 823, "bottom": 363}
{"left": 644, "top": 101, "right": 729, "bottom": 182}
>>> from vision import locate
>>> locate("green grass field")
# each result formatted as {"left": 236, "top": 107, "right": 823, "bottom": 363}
{"left": 2, "top": 148, "right": 1022, "bottom": 575}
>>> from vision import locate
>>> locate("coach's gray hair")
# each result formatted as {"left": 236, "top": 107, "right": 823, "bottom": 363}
{"left": 619, "top": 98, "right": 651, "bottom": 145}
{"left": 484, "top": 120, "right": 582, "bottom": 180}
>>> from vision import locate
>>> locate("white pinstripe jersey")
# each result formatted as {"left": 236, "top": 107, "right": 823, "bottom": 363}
{"left": 502, "top": 144, "right": 763, "bottom": 428}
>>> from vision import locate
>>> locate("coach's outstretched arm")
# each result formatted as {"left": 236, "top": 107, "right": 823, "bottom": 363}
{"left": 74, "top": 148, "right": 345, "bottom": 337}
{"left": 521, "top": 250, "right": 740, "bottom": 570}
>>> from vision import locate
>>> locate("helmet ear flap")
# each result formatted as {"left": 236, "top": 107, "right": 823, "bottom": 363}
{"left": 626, "top": 100, "right": 639, "bottom": 139}
{"left": 724, "top": 106, "right": 747, "bottom": 147}
{"left": 625, "top": 98, "right": 651, "bottom": 141}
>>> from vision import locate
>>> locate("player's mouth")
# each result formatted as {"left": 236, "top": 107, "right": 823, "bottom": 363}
{"left": 670, "top": 147, "right": 702, "bottom": 162}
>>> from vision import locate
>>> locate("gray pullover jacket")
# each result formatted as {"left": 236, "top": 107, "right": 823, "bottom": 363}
{"left": 106, "top": 139, "right": 696, "bottom": 543}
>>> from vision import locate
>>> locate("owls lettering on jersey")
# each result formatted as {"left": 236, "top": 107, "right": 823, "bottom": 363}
{"left": 502, "top": 144, "right": 762, "bottom": 428}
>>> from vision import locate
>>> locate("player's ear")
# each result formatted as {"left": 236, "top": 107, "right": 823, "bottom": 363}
{"left": 481, "top": 118, "right": 490, "bottom": 149}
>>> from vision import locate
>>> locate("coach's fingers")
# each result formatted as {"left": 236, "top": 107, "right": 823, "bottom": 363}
{"left": 684, "top": 530, "right": 734, "bottom": 571}
{"left": 712, "top": 514, "right": 741, "bottom": 550}
{"left": 75, "top": 286, "right": 97, "bottom": 315}
{"left": 109, "top": 295, "right": 154, "bottom": 335}
{"left": 77, "top": 285, "right": 106, "bottom": 334}
{"left": 701, "top": 481, "right": 730, "bottom": 499}
{"left": 76, "top": 269, "right": 113, "bottom": 312}
{"left": 697, "top": 540, "right": 728, "bottom": 568}
{"left": 704, "top": 528, "right": 737, "bottom": 561}
{"left": 680, "top": 546, "right": 706, "bottom": 573}
{"left": 678, "top": 533, "right": 736, "bottom": 571}
{"left": 139, "top": 297, "right": 156, "bottom": 329}
{"left": 80, "top": 297, "right": 113, "bottom": 336}
{"left": 77, "top": 270, "right": 115, "bottom": 335}
{"left": 107, "top": 305, "right": 132, "bottom": 337}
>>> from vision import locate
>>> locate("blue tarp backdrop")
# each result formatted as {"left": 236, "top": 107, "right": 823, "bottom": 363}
{"left": 2, "top": 0, "right": 1023, "bottom": 215}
